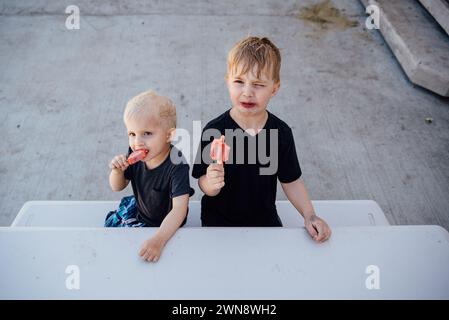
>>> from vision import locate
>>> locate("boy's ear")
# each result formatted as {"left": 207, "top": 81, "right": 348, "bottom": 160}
{"left": 166, "top": 128, "right": 176, "bottom": 143}
{"left": 271, "top": 82, "right": 280, "bottom": 97}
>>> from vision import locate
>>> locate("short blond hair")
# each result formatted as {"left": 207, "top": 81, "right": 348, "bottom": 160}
{"left": 226, "top": 36, "right": 281, "bottom": 83}
{"left": 124, "top": 90, "right": 176, "bottom": 129}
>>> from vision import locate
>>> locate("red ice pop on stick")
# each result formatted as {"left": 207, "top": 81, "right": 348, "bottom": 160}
{"left": 210, "top": 135, "right": 230, "bottom": 164}
{"left": 127, "top": 149, "right": 149, "bottom": 165}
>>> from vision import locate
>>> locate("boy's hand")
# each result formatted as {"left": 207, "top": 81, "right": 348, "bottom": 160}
{"left": 304, "top": 215, "right": 332, "bottom": 243}
{"left": 109, "top": 154, "right": 129, "bottom": 172}
{"left": 139, "top": 235, "right": 165, "bottom": 263}
{"left": 206, "top": 163, "right": 225, "bottom": 191}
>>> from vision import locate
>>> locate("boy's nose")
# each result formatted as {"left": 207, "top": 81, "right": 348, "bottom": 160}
{"left": 134, "top": 136, "right": 145, "bottom": 146}
{"left": 243, "top": 85, "right": 253, "bottom": 97}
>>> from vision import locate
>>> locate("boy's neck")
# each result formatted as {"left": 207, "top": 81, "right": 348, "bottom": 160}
{"left": 145, "top": 145, "right": 171, "bottom": 170}
{"left": 230, "top": 107, "right": 268, "bottom": 135}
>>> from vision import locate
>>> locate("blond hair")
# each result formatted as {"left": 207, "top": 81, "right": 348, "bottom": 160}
{"left": 124, "top": 90, "right": 176, "bottom": 129}
{"left": 226, "top": 36, "right": 281, "bottom": 83}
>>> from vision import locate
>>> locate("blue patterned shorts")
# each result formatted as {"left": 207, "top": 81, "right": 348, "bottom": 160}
{"left": 104, "top": 196, "right": 148, "bottom": 227}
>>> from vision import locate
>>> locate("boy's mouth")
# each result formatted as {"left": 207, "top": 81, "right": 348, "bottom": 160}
{"left": 240, "top": 102, "right": 256, "bottom": 109}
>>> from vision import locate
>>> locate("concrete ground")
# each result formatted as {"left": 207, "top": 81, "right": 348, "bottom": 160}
{"left": 1, "top": 0, "right": 448, "bottom": 229}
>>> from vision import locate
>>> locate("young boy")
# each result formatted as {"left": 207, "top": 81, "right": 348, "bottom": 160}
{"left": 107, "top": 90, "right": 194, "bottom": 262}
{"left": 192, "top": 36, "right": 331, "bottom": 243}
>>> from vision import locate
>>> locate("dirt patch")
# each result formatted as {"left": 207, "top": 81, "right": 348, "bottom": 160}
{"left": 298, "top": 0, "right": 359, "bottom": 30}
{"left": 355, "top": 30, "right": 374, "bottom": 42}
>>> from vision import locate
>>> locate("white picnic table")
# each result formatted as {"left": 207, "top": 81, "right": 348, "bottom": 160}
{"left": 1, "top": 225, "right": 449, "bottom": 299}
{"left": 2, "top": 199, "right": 449, "bottom": 299}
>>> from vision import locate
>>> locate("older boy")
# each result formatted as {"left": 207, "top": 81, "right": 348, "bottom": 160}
{"left": 192, "top": 37, "right": 331, "bottom": 243}
{"left": 107, "top": 90, "right": 193, "bottom": 262}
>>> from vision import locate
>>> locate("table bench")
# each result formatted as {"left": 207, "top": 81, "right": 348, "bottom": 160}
{"left": 11, "top": 200, "right": 390, "bottom": 227}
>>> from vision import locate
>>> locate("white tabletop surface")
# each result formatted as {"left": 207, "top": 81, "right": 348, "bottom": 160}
{"left": 1, "top": 225, "right": 448, "bottom": 299}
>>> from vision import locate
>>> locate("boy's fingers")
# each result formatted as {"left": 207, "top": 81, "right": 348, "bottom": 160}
{"left": 208, "top": 168, "right": 220, "bottom": 175}
{"left": 212, "top": 178, "right": 225, "bottom": 187}
{"left": 315, "top": 223, "right": 332, "bottom": 243}
{"left": 211, "top": 171, "right": 224, "bottom": 179}
{"left": 208, "top": 172, "right": 224, "bottom": 181}
{"left": 314, "top": 223, "right": 323, "bottom": 240}
{"left": 213, "top": 180, "right": 224, "bottom": 187}
{"left": 148, "top": 255, "right": 159, "bottom": 262}
{"left": 322, "top": 228, "right": 332, "bottom": 242}
{"left": 142, "top": 250, "right": 151, "bottom": 261}
{"left": 209, "top": 163, "right": 224, "bottom": 172}
{"left": 110, "top": 156, "right": 128, "bottom": 170}
{"left": 118, "top": 160, "right": 129, "bottom": 170}
{"left": 216, "top": 177, "right": 225, "bottom": 183}
{"left": 306, "top": 223, "right": 318, "bottom": 238}
{"left": 317, "top": 223, "right": 328, "bottom": 242}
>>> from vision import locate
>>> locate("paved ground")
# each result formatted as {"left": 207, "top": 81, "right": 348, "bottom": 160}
{"left": 1, "top": 0, "right": 448, "bottom": 229}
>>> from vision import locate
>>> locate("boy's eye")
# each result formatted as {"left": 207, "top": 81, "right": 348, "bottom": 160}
{"left": 144, "top": 132, "right": 153, "bottom": 136}
{"left": 234, "top": 80, "right": 243, "bottom": 84}
{"left": 128, "top": 132, "right": 135, "bottom": 137}
{"left": 255, "top": 84, "right": 265, "bottom": 87}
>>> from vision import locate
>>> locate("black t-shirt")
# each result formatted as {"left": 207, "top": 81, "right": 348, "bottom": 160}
{"left": 192, "top": 109, "right": 302, "bottom": 227}
{"left": 124, "top": 146, "right": 194, "bottom": 227}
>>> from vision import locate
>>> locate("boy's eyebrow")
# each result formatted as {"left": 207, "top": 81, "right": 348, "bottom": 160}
{"left": 232, "top": 74, "right": 267, "bottom": 82}
{"left": 127, "top": 128, "right": 154, "bottom": 133}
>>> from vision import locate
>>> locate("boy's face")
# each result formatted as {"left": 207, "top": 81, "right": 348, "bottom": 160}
{"left": 226, "top": 64, "right": 280, "bottom": 116}
{"left": 125, "top": 113, "right": 172, "bottom": 162}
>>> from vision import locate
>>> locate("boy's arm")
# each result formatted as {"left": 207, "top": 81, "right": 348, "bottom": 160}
{"left": 139, "top": 194, "right": 189, "bottom": 262}
{"left": 281, "top": 178, "right": 331, "bottom": 243}
{"left": 281, "top": 178, "right": 315, "bottom": 220}
{"left": 109, "top": 154, "right": 130, "bottom": 191}
{"left": 109, "top": 169, "right": 129, "bottom": 191}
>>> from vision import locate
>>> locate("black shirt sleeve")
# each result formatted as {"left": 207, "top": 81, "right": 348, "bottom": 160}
{"left": 278, "top": 127, "right": 302, "bottom": 183}
{"left": 170, "top": 164, "right": 193, "bottom": 198}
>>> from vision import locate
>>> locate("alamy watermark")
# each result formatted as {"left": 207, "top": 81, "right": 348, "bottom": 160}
{"left": 65, "top": 5, "right": 80, "bottom": 30}
{"left": 65, "top": 265, "right": 80, "bottom": 290}
{"left": 365, "top": 264, "right": 380, "bottom": 290}
{"left": 365, "top": 5, "right": 380, "bottom": 30}
{"left": 169, "top": 121, "right": 280, "bottom": 176}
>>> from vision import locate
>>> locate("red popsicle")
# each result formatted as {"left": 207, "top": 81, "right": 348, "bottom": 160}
{"left": 210, "top": 135, "right": 230, "bottom": 164}
{"left": 127, "top": 149, "right": 149, "bottom": 165}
